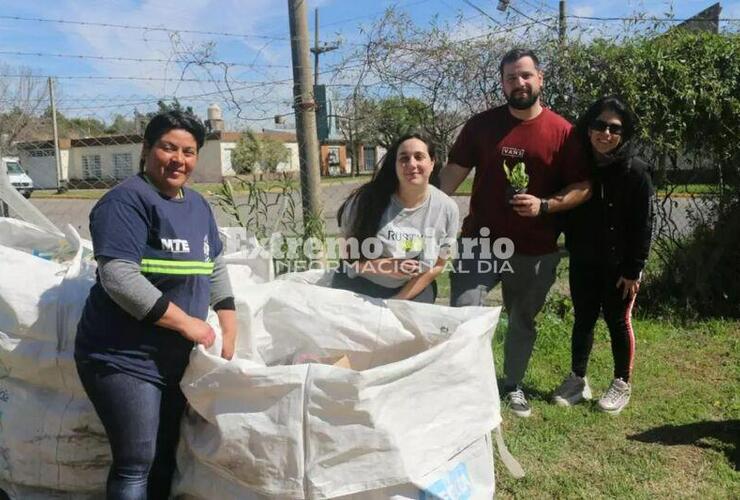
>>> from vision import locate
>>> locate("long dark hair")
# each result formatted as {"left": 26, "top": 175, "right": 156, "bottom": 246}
{"left": 575, "top": 95, "right": 637, "bottom": 162}
{"left": 139, "top": 110, "right": 206, "bottom": 172}
{"left": 337, "top": 132, "right": 437, "bottom": 243}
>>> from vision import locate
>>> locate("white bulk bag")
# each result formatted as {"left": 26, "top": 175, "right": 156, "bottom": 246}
{"left": 0, "top": 224, "right": 95, "bottom": 394}
{"left": 0, "top": 218, "right": 280, "bottom": 498}
{"left": 174, "top": 281, "right": 502, "bottom": 499}
{"left": 219, "top": 227, "right": 274, "bottom": 283}
{"left": 0, "top": 220, "right": 109, "bottom": 496}
{"left": 0, "top": 378, "right": 109, "bottom": 493}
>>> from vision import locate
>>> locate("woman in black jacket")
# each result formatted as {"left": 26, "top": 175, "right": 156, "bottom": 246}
{"left": 552, "top": 96, "right": 654, "bottom": 414}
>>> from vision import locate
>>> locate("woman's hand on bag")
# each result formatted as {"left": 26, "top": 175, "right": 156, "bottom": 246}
{"left": 155, "top": 302, "right": 215, "bottom": 347}
{"left": 181, "top": 318, "right": 216, "bottom": 347}
{"left": 217, "top": 309, "right": 238, "bottom": 360}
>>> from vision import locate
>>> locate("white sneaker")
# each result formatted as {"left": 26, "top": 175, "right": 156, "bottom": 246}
{"left": 598, "top": 378, "right": 631, "bottom": 414}
{"left": 552, "top": 373, "right": 592, "bottom": 407}
{"left": 505, "top": 388, "right": 532, "bottom": 418}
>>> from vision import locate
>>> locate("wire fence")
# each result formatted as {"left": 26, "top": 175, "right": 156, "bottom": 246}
{"left": 0, "top": 70, "right": 390, "bottom": 195}
{"left": 1, "top": 2, "right": 737, "bottom": 193}
{"left": 0, "top": 74, "right": 304, "bottom": 192}
{"left": 3, "top": 84, "right": 146, "bottom": 191}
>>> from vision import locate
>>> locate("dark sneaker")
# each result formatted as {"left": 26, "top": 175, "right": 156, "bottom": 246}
{"left": 598, "top": 378, "right": 631, "bottom": 415}
{"left": 505, "top": 388, "right": 532, "bottom": 418}
{"left": 552, "top": 373, "right": 592, "bottom": 407}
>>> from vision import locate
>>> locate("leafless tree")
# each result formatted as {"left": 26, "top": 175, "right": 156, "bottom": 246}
{"left": 337, "top": 8, "right": 532, "bottom": 160}
{"left": 0, "top": 65, "right": 50, "bottom": 149}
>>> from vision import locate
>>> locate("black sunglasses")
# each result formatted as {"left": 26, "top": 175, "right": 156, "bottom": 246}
{"left": 590, "top": 119, "right": 623, "bottom": 135}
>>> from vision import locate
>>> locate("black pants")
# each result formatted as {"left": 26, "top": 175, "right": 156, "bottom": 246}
{"left": 331, "top": 270, "right": 437, "bottom": 304}
{"left": 569, "top": 258, "right": 637, "bottom": 382}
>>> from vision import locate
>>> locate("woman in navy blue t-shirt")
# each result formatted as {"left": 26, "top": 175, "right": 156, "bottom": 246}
{"left": 75, "top": 111, "right": 237, "bottom": 499}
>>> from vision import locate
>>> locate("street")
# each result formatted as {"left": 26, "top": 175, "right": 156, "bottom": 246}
{"left": 28, "top": 182, "right": 472, "bottom": 239}
{"left": 28, "top": 184, "right": 702, "bottom": 241}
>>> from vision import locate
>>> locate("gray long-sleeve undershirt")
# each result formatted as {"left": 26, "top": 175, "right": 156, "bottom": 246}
{"left": 97, "top": 253, "right": 234, "bottom": 321}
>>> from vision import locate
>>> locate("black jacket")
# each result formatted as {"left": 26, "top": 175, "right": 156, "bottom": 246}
{"left": 564, "top": 147, "right": 655, "bottom": 280}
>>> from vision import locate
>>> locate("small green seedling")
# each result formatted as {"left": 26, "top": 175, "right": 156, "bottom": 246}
{"left": 503, "top": 160, "right": 529, "bottom": 190}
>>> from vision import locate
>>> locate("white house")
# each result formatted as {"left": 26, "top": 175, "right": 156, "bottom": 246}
{"left": 192, "top": 130, "right": 300, "bottom": 183}
{"left": 16, "top": 129, "right": 301, "bottom": 188}
{"left": 15, "top": 139, "right": 71, "bottom": 189}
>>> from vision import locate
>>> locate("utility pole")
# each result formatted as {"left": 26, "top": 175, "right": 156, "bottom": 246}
{"left": 48, "top": 77, "right": 65, "bottom": 193}
{"left": 310, "top": 8, "right": 340, "bottom": 86}
{"left": 287, "top": 0, "right": 323, "bottom": 223}
{"left": 559, "top": 0, "right": 567, "bottom": 44}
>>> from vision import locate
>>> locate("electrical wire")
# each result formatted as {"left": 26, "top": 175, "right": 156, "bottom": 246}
{"left": 508, "top": 5, "right": 556, "bottom": 29}
{"left": 462, "top": 0, "right": 504, "bottom": 26}
{"left": 0, "top": 50, "right": 291, "bottom": 68}
{"left": 518, "top": 0, "right": 559, "bottom": 14}
{"left": 567, "top": 15, "right": 739, "bottom": 22}
{"left": 0, "top": 14, "right": 288, "bottom": 40}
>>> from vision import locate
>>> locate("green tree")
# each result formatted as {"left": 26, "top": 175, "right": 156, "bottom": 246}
{"left": 541, "top": 30, "right": 740, "bottom": 317}
{"left": 106, "top": 113, "right": 137, "bottom": 134}
{"left": 372, "top": 97, "right": 432, "bottom": 148}
{"left": 147, "top": 98, "right": 195, "bottom": 119}
{"left": 41, "top": 107, "right": 107, "bottom": 138}
{"left": 336, "top": 94, "right": 433, "bottom": 173}
{"left": 335, "top": 91, "right": 378, "bottom": 175}
{"left": 543, "top": 31, "right": 739, "bottom": 181}
{"left": 231, "top": 130, "right": 290, "bottom": 174}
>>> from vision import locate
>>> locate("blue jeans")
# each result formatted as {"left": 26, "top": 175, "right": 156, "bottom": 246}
{"left": 76, "top": 361, "right": 186, "bottom": 500}
{"left": 331, "top": 270, "right": 437, "bottom": 303}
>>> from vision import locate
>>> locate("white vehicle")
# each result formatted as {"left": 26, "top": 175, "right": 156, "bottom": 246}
{"left": 3, "top": 156, "right": 34, "bottom": 198}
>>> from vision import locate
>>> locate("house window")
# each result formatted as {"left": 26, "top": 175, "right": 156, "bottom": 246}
{"left": 113, "top": 153, "right": 133, "bottom": 179}
{"left": 327, "top": 146, "right": 341, "bottom": 176}
{"left": 28, "top": 149, "right": 55, "bottom": 157}
{"left": 223, "top": 148, "right": 234, "bottom": 171}
{"left": 82, "top": 154, "right": 102, "bottom": 179}
{"left": 363, "top": 146, "right": 377, "bottom": 172}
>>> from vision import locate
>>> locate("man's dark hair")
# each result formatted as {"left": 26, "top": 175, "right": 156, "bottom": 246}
{"left": 499, "top": 48, "right": 540, "bottom": 77}
{"left": 139, "top": 110, "right": 206, "bottom": 172}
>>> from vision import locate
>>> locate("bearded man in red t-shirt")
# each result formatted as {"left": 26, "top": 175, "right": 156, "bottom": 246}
{"left": 439, "top": 48, "right": 592, "bottom": 418}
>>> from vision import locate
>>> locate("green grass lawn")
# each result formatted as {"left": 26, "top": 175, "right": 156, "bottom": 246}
{"left": 490, "top": 313, "right": 738, "bottom": 498}
{"left": 32, "top": 188, "right": 109, "bottom": 200}
{"left": 435, "top": 258, "right": 737, "bottom": 497}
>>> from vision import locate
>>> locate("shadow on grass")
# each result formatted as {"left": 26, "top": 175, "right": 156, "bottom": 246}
{"left": 628, "top": 420, "right": 739, "bottom": 471}
{"left": 496, "top": 377, "right": 553, "bottom": 402}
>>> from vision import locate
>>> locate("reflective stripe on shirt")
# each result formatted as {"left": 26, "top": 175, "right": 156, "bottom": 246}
{"left": 140, "top": 258, "right": 214, "bottom": 275}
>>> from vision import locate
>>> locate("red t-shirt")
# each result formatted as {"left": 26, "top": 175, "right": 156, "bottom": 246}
{"left": 448, "top": 105, "right": 589, "bottom": 255}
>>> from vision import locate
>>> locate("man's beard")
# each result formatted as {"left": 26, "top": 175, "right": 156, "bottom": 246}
{"left": 505, "top": 88, "right": 540, "bottom": 110}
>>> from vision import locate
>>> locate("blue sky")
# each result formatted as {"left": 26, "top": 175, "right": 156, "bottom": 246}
{"left": 0, "top": 0, "right": 737, "bottom": 128}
